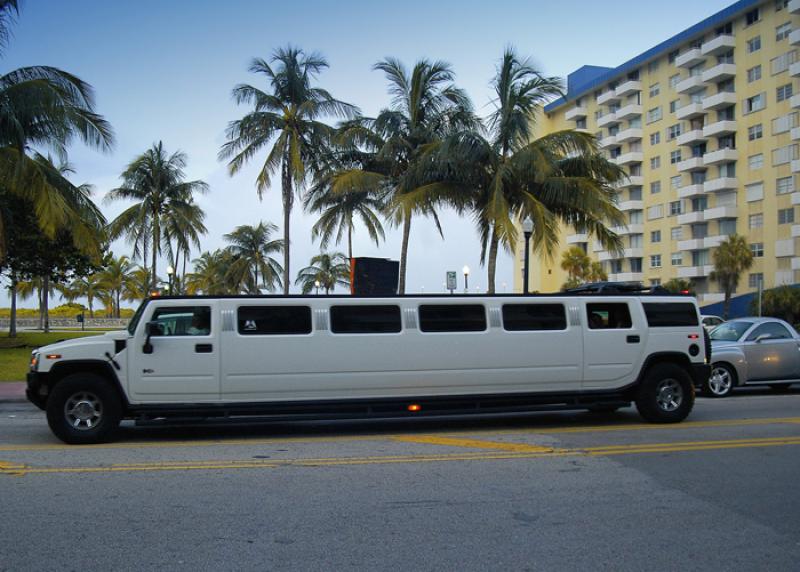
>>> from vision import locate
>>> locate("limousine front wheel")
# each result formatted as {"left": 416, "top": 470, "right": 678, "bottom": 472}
{"left": 635, "top": 363, "right": 694, "bottom": 423}
{"left": 46, "top": 374, "right": 122, "bottom": 445}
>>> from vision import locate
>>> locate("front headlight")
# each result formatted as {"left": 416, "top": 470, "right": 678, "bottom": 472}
{"left": 30, "top": 352, "right": 39, "bottom": 372}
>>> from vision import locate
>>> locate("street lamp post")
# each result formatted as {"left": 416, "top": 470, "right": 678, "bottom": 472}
{"left": 462, "top": 265, "right": 470, "bottom": 294}
{"left": 522, "top": 217, "right": 533, "bottom": 294}
{"left": 166, "top": 266, "right": 175, "bottom": 296}
{"left": 314, "top": 280, "right": 321, "bottom": 295}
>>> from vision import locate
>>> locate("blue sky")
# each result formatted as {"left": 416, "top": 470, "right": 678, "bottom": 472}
{"left": 5, "top": 0, "right": 733, "bottom": 303}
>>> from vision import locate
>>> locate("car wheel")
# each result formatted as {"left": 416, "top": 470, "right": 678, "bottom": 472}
{"left": 46, "top": 373, "right": 122, "bottom": 445}
{"left": 769, "top": 383, "right": 792, "bottom": 392}
{"left": 705, "top": 363, "right": 736, "bottom": 398}
{"left": 635, "top": 363, "right": 694, "bottom": 423}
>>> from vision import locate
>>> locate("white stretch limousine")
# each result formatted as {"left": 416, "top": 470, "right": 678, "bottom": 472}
{"left": 27, "top": 294, "right": 712, "bottom": 444}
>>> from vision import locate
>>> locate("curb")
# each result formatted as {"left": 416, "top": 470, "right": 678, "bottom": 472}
{"left": 0, "top": 382, "right": 27, "bottom": 404}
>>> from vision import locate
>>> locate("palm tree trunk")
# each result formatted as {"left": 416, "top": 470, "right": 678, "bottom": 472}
{"left": 88, "top": 289, "right": 94, "bottom": 319}
{"left": 723, "top": 289, "right": 731, "bottom": 320}
{"left": 397, "top": 214, "right": 412, "bottom": 295}
{"left": 9, "top": 274, "right": 17, "bottom": 338}
{"left": 348, "top": 226, "right": 353, "bottom": 262}
{"left": 42, "top": 276, "right": 50, "bottom": 333}
{"left": 486, "top": 227, "right": 500, "bottom": 295}
{"left": 116, "top": 289, "right": 121, "bottom": 319}
{"left": 281, "top": 156, "right": 292, "bottom": 296}
{"left": 151, "top": 211, "right": 159, "bottom": 292}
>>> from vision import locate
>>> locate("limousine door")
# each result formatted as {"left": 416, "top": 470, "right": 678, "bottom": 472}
{"left": 581, "top": 300, "right": 645, "bottom": 390}
{"left": 128, "top": 301, "right": 220, "bottom": 402}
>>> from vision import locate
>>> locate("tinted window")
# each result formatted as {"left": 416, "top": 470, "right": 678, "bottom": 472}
{"left": 746, "top": 322, "right": 793, "bottom": 341}
{"left": 330, "top": 305, "right": 401, "bottom": 334}
{"left": 238, "top": 306, "right": 311, "bottom": 335}
{"left": 150, "top": 306, "right": 210, "bottom": 336}
{"left": 586, "top": 303, "right": 632, "bottom": 329}
{"left": 643, "top": 303, "right": 699, "bottom": 327}
{"left": 710, "top": 321, "right": 753, "bottom": 341}
{"left": 502, "top": 304, "right": 567, "bottom": 331}
{"left": 419, "top": 305, "right": 486, "bottom": 333}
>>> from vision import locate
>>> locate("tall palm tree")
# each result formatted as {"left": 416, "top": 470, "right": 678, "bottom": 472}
{"left": 185, "top": 250, "right": 237, "bottom": 295}
{"left": 295, "top": 252, "right": 350, "bottom": 294}
{"left": 711, "top": 234, "right": 754, "bottom": 319}
{"left": 331, "top": 59, "right": 476, "bottom": 294}
{"left": 223, "top": 222, "right": 284, "bottom": 294}
{"left": 122, "top": 266, "right": 152, "bottom": 302}
{"left": 66, "top": 275, "right": 100, "bottom": 318}
{"left": 0, "top": 1, "right": 114, "bottom": 260}
{"left": 106, "top": 142, "right": 208, "bottom": 291}
{"left": 219, "top": 46, "right": 358, "bottom": 294}
{"left": 162, "top": 199, "right": 207, "bottom": 286}
{"left": 95, "top": 254, "right": 134, "bottom": 318}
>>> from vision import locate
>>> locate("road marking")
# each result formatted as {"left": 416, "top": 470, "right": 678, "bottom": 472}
{"left": 394, "top": 435, "right": 554, "bottom": 453}
{"left": 3, "top": 436, "right": 799, "bottom": 476}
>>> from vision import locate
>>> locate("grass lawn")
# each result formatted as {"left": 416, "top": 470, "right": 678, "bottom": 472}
{"left": 0, "top": 331, "right": 112, "bottom": 382}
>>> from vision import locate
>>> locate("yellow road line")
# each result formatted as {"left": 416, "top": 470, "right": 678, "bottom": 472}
{"left": 394, "top": 435, "right": 554, "bottom": 453}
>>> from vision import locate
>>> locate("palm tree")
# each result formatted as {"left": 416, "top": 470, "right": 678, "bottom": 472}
{"left": 560, "top": 246, "right": 591, "bottom": 283}
{"left": 219, "top": 46, "right": 358, "bottom": 294}
{"left": 123, "top": 266, "right": 152, "bottom": 302}
{"left": 331, "top": 59, "right": 476, "bottom": 294}
{"left": 711, "top": 234, "right": 754, "bottom": 319}
{"left": 223, "top": 222, "right": 284, "bottom": 294}
{"left": 162, "top": 199, "right": 207, "bottom": 286}
{"left": 295, "top": 252, "right": 350, "bottom": 294}
{"left": 95, "top": 254, "right": 134, "bottom": 318}
{"left": 106, "top": 142, "right": 208, "bottom": 291}
{"left": 0, "top": 2, "right": 114, "bottom": 260}
{"left": 185, "top": 250, "right": 236, "bottom": 295}
{"left": 66, "top": 275, "right": 101, "bottom": 318}
{"left": 17, "top": 276, "right": 57, "bottom": 330}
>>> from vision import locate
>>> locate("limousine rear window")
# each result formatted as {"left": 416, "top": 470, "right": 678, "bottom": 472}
{"left": 502, "top": 304, "right": 567, "bottom": 331}
{"left": 419, "top": 305, "right": 486, "bottom": 333}
{"left": 238, "top": 306, "right": 312, "bottom": 335}
{"left": 330, "top": 305, "right": 401, "bottom": 334}
{"left": 642, "top": 302, "right": 699, "bottom": 327}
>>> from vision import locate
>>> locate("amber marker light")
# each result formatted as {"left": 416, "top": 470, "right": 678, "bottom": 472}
{"left": 688, "top": 334, "right": 699, "bottom": 340}
{"left": 45, "top": 354, "right": 62, "bottom": 359}
{"left": 407, "top": 404, "right": 422, "bottom": 412}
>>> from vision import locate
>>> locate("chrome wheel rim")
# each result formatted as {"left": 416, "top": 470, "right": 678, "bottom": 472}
{"left": 64, "top": 391, "right": 103, "bottom": 431}
{"left": 709, "top": 366, "right": 732, "bottom": 396}
{"left": 656, "top": 378, "right": 683, "bottom": 412}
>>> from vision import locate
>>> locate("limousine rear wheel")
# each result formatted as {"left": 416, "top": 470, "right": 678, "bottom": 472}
{"left": 635, "top": 363, "right": 694, "bottom": 423}
{"left": 46, "top": 374, "right": 122, "bottom": 445}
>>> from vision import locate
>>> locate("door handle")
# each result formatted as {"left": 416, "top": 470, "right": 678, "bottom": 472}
{"left": 626, "top": 335, "right": 640, "bottom": 344}
{"left": 195, "top": 344, "right": 213, "bottom": 353}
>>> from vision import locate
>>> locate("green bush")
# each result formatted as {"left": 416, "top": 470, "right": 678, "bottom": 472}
{"left": 750, "top": 286, "right": 800, "bottom": 323}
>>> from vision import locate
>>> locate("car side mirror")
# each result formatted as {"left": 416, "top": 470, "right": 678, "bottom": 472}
{"left": 755, "top": 333, "right": 772, "bottom": 343}
{"left": 143, "top": 321, "right": 163, "bottom": 354}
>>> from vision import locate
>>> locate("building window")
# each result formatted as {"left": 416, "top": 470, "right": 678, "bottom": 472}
{"left": 650, "top": 279, "right": 661, "bottom": 287}
{"left": 650, "top": 132, "right": 660, "bottom": 145}
{"left": 771, "top": 50, "right": 797, "bottom": 75}
{"left": 671, "top": 252, "right": 683, "bottom": 266}
{"left": 650, "top": 255, "right": 662, "bottom": 269}
{"left": 749, "top": 213, "right": 764, "bottom": 229}
{"left": 777, "top": 84, "right": 794, "bottom": 103}
{"left": 668, "top": 50, "right": 679, "bottom": 64}
{"left": 776, "top": 0, "right": 790, "bottom": 11}
{"left": 649, "top": 83, "right": 660, "bottom": 97}
{"left": 669, "top": 99, "right": 680, "bottom": 113}
{"left": 777, "top": 176, "right": 795, "bottom": 195}
{"left": 747, "top": 65, "right": 762, "bottom": 83}
{"left": 651, "top": 230, "right": 661, "bottom": 243}
{"left": 671, "top": 226, "right": 682, "bottom": 240}
{"left": 667, "top": 124, "right": 682, "bottom": 140}
{"left": 650, "top": 181, "right": 661, "bottom": 194}
{"left": 648, "top": 59, "right": 660, "bottom": 73}
{"left": 669, "top": 201, "right": 682, "bottom": 216}
{"left": 745, "top": 8, "right": 760, "bottom": 26}
{"left": 650, "top": 156, "right": 661, "bottom": 169}
{"left": 669, "top": 74, "right": 681, "bottom": 89}
{"left": 776, "top": 22, "right": 792, "bottom": 42}
{"left": 648, "top": 204, "right": 664, "bottom": 220}
{"left": 772, "top": 144, "right": 799, "bottom": 165}
{"left": 748, "top": 273, "right": 764, "bottom": 288}
{"left": 647, "top": 107, "right": 662, "bottom": 123}
{"left": 745, "top": 93, "right": 766, "bottom": 113}
{"left": 773, "top": 112, "right": 799, "bottom": 134}
{"left": 778, "top": 208, "right": 795, "bottom": 224}
{"left": 746, "top": 182, "right": 764, "bottom": 202}
{"left": 747, "top": 36, "right": 761, "bottom": 53}
{"left": 750, "top": 243, "right": 764, "bottom": 258}
{"left": 749, "top": 124, "right": 763, "bottom": 140}
{"left": 671, "top": 175, "right": 682, "bottom": 190}
{"left": 749, "top": 154, "right": 764, "bottom": 170}
{"left": 670, "top": 150, "right": 682, "bottom": 164}
{"left": 576, "top": 118, "right": 587, "bottom": 129}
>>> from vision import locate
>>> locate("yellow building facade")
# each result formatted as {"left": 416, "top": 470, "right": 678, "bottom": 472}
{"left": 515, "top": 0, "right": 800, "bottom": 307}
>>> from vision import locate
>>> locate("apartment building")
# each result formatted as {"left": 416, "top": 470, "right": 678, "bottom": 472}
{"left": 516, "top": 0, "right": 800, "bottom": 305}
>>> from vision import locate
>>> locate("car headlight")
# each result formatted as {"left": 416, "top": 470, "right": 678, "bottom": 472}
{"left": 30, "top": 352, "right": 39, "bottom": 372}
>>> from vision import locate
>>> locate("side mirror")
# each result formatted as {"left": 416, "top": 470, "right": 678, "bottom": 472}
{"left": 143, "top": 321, "right": 163, "bottom": 354}
{"left": 755, "top": 333, "right": 772, "bottom": 343}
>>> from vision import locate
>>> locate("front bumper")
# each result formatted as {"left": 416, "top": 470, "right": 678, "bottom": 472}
{"left": 26, "top": 372, "right": 48, "bottom": 410}
{"left": 690, "top": 363, "right": 712, "bottom": 389}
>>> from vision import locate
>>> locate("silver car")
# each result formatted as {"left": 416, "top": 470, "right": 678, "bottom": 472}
{"left": 706, "top": 317, "right": 800, "bottom": 397}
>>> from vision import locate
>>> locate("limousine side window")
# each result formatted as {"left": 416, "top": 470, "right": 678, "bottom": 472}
{"left": 238, "top": 306, "right": 312, "bottom": 335}
{"left": 502, "top": 304, "right": 567, "bottom": 331}
{"left": 330, "top": 305, "right": 401, "bottom": 334}
{"left": 419, "top": 305, "right": 486, "bottom": 333}
{"left": 586, "top": 303, "right": 632, "bottom": 330}
{"left": 150, "top": 306, "right": 211, "bottom": 336}
{"left": 642, "top": 303, "right": 698, "bottom": 327}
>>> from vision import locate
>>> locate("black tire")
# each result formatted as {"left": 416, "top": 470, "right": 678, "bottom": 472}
{"left": 635, "top": 363, "right": 694, "bottom": 423}
{"left": 769, "top": 383, "right": 793, "bottom": 392}
{"left": 704, "top": 363, "right": 736, "bottom": 398}
{"left": 46, "top": 373, "right": 122, "bottom": 444}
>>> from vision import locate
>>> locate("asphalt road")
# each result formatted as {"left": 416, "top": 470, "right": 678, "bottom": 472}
{"left": 1, "top": 389, "right": 799, "bottom": 571}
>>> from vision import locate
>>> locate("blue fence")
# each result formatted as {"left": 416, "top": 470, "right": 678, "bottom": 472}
{"left": 699, "top": 284, "right": 800, "bottom": 318}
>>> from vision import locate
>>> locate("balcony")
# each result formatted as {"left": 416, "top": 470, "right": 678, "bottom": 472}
{"left": 615, "top": 127, "right": 643, "bottom": 143}
{"left": 677, "top": 211, "right": 705, "bottom": 224}
{"left": 793, "top": 257, "right": 800, "bottom": 271}
{"left": 675, "top": 75, "right": 706, "bottom": 94}
{"left": 678, "top": 265, "right": 713, "bottom": 278}
{"left": 597, "top": 90, "right": 621, "bottom": 105}
{"left": 675, "top": 48, "right": 705, "bottom": 68}
{"left": 790, "top": 29, "right": 800, "bottom": 46}
{"left": 597, "top": 112, "right": 619, "bottom": 128}
{"left": 792, "top": 127, "right": 800, "bottom": 141}
{"left": 703, "top": 147, "right": 738, "bottom": 165}
{"left": 703, "top": 235, "right": 727, "bottom": 248}
{"left": 615, "top": 80, "right": 642, "bottom": 97}
{"left": 676, "top": 102, "right": 705, "bottom": 120}
{"left": 701, "top": 63, "right": 736, "bottom": 84}
{"left": 615, "top": 103, "right": 643, "bottom": 120}
{"left": 565, "top": 106, "right": 587, "bottom": 121}
{"left": 617, "top": 200, "right": 644, "bottom": 211}
{"left": 703, "top": 205, "right": 738, "bottom": 220}
{"left": 776, "top": 239, "right": 795, "bottom": 257}
{"left": 622, "top": 247, "right": 644, "bottom": 258}
{"left": 598, "top": 134, "right": 617, "bottom": 148}
{"left": 699, "top": 293, "right": 725, "bottom": 304}
{"left": 703, "top": 177, "right": 738, "bottom": 193}
{"left": 677, "top": 157, "right": 705, "bottom": 172}
{"left": 611, "top": 224, "right": 644, "bottom": 235}
{"left": 608, "top": 272, "right": 643, "bottom": 282}
{"left": 566, "top": 233, "right": 589, "bottom": 244}
{"left": 702, "top": 120, "right": 737, "bottom": 137}
{"left": 613, "top": 175, "right": 644, "bottom": 189}
{"left": 597, "top": 250, "right": 614, "bottom": 262}
{"left": 791, "top": 94, "right": 800, "bottom": 109}
{"left": 701, "top": 35, "right": 735, "bottom": 56}
{"left": 678, "top": 238, "right": 705, "bottom": 251}
{"left": 791, "top": 0, "right": 800, "bottom": 14}
{"left": 574, "top": 128, "right": 591, "bottom": 134}
{"left": 793, "top": 192, "right": 800, "bottom": 205}
{"left": 676, "top": 129, "right": 706, "bottom": 146}
{"left": 702, "top": 91, "right": 737, "bottom": 111}
{"left": 678, "top": 183, "right": 706, "bottom": 199}
{"left": 614, "top": 151, "right": 644, "bottom": 166}
{"left": 792, "top": 224, "right": 800, "bottom": 238}
{"left": 792, "top": 159, "right": 800, "bottom": 173}
{"left": 791, "top": 61, "right": 800, "bottom": 78}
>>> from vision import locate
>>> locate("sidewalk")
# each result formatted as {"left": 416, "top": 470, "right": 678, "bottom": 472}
{"left": 0, "top": 382, "right": 26, "bottom": 403}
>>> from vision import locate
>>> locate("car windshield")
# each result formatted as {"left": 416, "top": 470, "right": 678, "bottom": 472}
{"left": 710, "top": 321, "right": 753, "bottom": 341}
{"left": 127, "top": 300, "right": 149, "bottom": 335}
